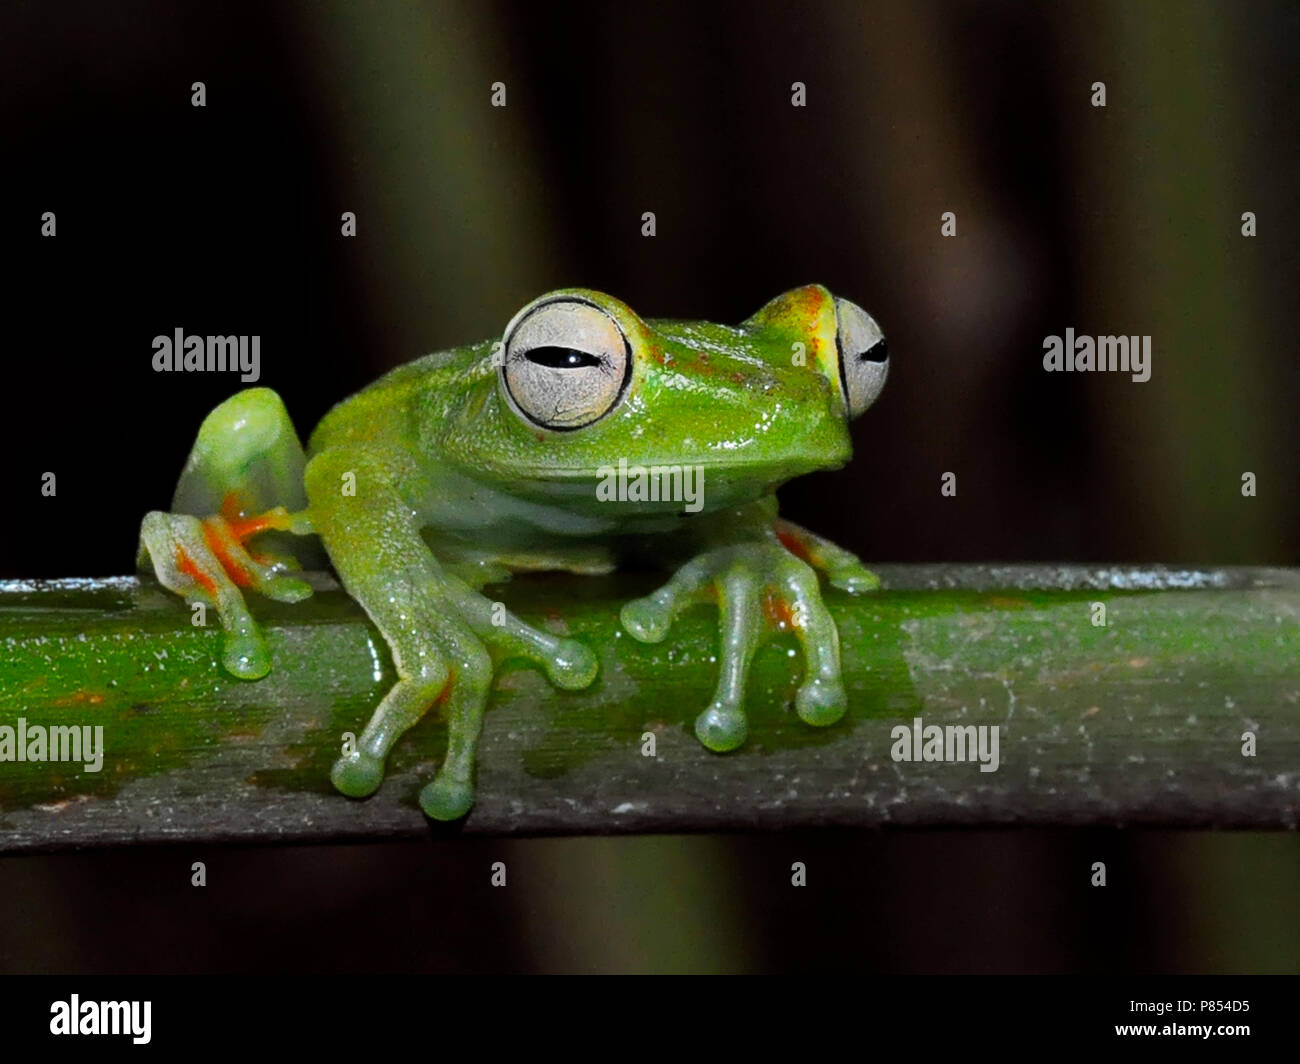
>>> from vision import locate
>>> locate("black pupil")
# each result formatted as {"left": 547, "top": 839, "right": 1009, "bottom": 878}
{"left": 859, "top": 338, "right": 888, "bottom": 363}
{"left": 525, "top": 346, "right": 601, "bottom": 369}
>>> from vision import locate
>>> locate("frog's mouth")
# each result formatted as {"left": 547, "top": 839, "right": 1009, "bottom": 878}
{"left": 498, "top": 454, "right": 847, "bottom": 514}
{"left": 510, "top": 452, "right": 845, "bottom": 482}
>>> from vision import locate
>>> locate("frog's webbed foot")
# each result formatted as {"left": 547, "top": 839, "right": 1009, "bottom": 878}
{"left": 327, "top": 583, "right": 598, "bottom": 822}
{"left": 620, "top": 539, "right": 848, "bottom": 751}
{"left": 325, "top": 570, "right": 597, "bottom": 821}
{"left": 139, "top": 502, "right": 314, "bottom": 679}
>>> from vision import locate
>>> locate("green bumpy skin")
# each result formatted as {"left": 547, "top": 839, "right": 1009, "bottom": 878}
{"left": 138, "top": 285, "right": 891, "bottom": 820}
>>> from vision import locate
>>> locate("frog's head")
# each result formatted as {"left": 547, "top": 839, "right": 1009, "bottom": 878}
{"left": 440, "top": 285, "right": 889, "bottom": 513}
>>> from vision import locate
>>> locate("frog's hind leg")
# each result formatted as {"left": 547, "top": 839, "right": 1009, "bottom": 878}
{"left": 138, "top": 387, "right": 321, "bottom": 679}
{"left": 308, "top": 446, "right": 498, "bottom": 821}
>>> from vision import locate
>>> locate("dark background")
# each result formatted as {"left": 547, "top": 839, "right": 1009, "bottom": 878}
{"left": 1, "top": 0, "right": 1297, "bottom": 972}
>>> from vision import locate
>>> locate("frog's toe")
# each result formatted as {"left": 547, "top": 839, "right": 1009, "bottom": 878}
{"left": 695, "top": 702, "right": 749, "bottom": 752}
{"left": 545, "top": 638, "right": 599, "bottom": 690}
{"left": 419, "top": 774, "right": 474, "bottom": 821}
{"left": 620, "top": 557, "right": 712, "bottom": 643}
{"left": 774, "top": 517, "right": 879, "bottom": 595}
{"left": 257, "top": 573, "right": 315, "bottom": 603}
{"left": 828, "top": 566, "right": 882, "bottom": 595}
{"left": 222, "top": 632, "right": 272, "bottom": 680}
{"left": 619, "top": 597, "right": 672, "bottom": 642}
{"left": 795, "top": 676, "right": 848, "bottom": 727}
{"left": 457, "top": 589, "right": 598, "bottom": 691}
{"left": 331, "top": 749, "right": 386, "bottom": 797}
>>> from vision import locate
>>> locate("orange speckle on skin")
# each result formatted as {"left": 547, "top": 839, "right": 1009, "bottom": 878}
{"left": 221, "top": 493, "right": 290, "bottom": 540}
{"left": 220, "top": 493, "right": 248, "bottom": 521}
{"left": 201, "top": 520, "right": 253, "bottom": 587}
{"left": 775, "top": 526, "right": 811, "bottom": 562}
{"left": 777, "top": 285, "right": 829, "bottom": 332}
{"left": 434, "top": 668, "right": 457, "bottom": 708}
{"left": 690, "top": 351, "right": 716, "bottom": 377}
{"left": 175, "top": 547, "right": 218, "bottom": 595}
{"left": 763, "top": 590, "right": 796, "bottom": 630}
{"left": 227, "top": 515, "right": 282, "bottom": 540}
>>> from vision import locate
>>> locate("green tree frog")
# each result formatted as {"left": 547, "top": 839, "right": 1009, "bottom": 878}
{"left": 138, "top": 285, "right": 890, "bottom": 820}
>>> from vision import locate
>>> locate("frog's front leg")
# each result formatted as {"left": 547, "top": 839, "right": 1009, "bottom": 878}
{"left": 309, "top": 447, "right": 596, "bottom": 821}
{"left": 621, "top": 509, "right": 878, "bottom": 751}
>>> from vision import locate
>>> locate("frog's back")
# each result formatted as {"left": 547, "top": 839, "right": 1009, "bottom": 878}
{"left": 307, "top": 345, "right": 481, "bottom": 455}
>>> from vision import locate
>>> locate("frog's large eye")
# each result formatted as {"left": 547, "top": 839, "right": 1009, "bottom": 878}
{"left": 834, "top": 297, "right": 889, "bottom": 418}
{"left": 500, "top": 298, "right": 631, "bottom": 430}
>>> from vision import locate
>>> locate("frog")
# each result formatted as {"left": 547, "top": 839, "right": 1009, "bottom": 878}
{"left": 137, "top": 284, "right": 890, "bottom": 820}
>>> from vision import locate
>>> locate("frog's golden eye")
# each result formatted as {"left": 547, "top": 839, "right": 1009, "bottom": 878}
{"left": 500, "top": 298, "right": 631, "bottom": 430}
{"left": 834, "top": 297, "right": 889, "bottom": 418}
